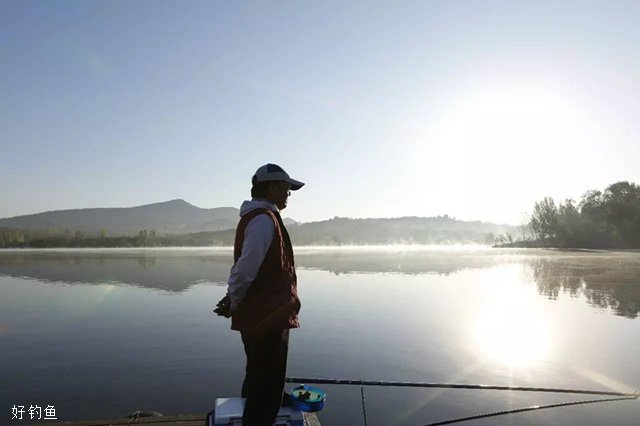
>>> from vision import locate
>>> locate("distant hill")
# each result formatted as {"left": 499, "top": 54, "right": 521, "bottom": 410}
{"left": 0, "top": 200, "right": 242, "bottom": 236}
{"left": 146, "top": 215, "right": 517, "bottom": 246}
{"left": 287, "top": 216, "right": 516, "bottom": 245}
{"left": 0, "top": 201, "right": 515, "bottom": 246}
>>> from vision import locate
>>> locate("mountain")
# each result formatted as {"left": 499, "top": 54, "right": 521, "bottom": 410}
{"left": 164, "top": 215, "right": 516, "bottom": 246}
{"left": 0, "top": 200, "right": 241, "bottom": 236}
{"left": 287, "top": 216, "right": 515, "bottom": 245}
{"left": 0, "top": 201, "right": 514, "bottom": 245}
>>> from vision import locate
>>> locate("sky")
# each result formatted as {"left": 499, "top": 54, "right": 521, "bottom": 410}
{"left": 2, "top": 0, "right": 640, "bottom": 225}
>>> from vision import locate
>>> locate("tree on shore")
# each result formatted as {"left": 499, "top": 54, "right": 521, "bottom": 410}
{"left": 530, "top": 197, "right": 558, "bottom": 240}
{"left": 527, "top": 181, "right": 640, "bottom": 248}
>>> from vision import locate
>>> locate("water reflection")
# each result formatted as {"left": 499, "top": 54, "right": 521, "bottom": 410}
{"left": 471, "top": 275, "right": 551, "bottom": 366}
{"left": 0, "top": 248, "right": 502, "bottom": 290}
{"left": 0, "top": 248, "right": 639, "bottom": 318}
{"left": 1, "top": 249, "right": 639, "bottom": 425}
{"left": 531, "top": 253, "right": 640, "bottom": 318}
{"left": 295, "top": 247, "right": 506, "bottom": 275}
{"left": 0, "top": 249, "right": 232, "bottom": 292}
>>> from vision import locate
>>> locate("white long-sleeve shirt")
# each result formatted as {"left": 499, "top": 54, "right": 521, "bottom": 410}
{"left": 226, "top": 199, "right": 279, "bottom": 309}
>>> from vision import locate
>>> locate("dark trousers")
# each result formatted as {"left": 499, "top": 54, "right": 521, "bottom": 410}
{"left": 241, "top": 329, "right": 290, "bottom": 426}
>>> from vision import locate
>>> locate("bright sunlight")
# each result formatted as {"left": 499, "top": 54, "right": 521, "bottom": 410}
{"left": 469, "top": 267, "right": 552, "bottom": 367}
{"left": 414, "top": 84, "right": 595, "bottom": 224}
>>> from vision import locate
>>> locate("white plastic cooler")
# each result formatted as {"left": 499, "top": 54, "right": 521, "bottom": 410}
{"left": 209, "top": 398, "right": 305, "bottom": 426}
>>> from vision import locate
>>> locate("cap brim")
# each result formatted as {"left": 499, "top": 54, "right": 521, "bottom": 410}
{"left": 287, "top": 178, "right": 305, "bottom": 191}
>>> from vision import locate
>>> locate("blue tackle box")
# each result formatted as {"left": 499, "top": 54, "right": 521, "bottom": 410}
{"left": 208, "top": 398, "right": 304, "bottom": 426}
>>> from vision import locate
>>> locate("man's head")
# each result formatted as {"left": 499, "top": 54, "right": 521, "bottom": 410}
{"left": 251, "top": 164, "right": 305, "bottom": 210}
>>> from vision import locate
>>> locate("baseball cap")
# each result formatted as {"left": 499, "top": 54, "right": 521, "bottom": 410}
{"left": 252, "top": 163, "right": 305, "bottom": 190}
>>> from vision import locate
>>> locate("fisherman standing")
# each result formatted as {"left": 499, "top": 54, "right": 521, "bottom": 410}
{"left": 214, "top": 163, "right": 304, "bottom": 426}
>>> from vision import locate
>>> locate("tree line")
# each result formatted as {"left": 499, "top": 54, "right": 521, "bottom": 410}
{"left": 0, "top": 228, "right": 235, "bottom": 248}
{"left": 10, "top": 181, "right": 637, "bottom": 250}
{"left": 0, "top": 214, "right": 513, "bottom": 248}
{"left": 526, "top": 181, "right": 640, "bottom": 248}
{"left": 1, "top": 226, "right": 504, "bottom": 248}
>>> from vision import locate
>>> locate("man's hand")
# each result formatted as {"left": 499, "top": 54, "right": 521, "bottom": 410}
{"left": 213, "top": 295, "right": 232, "bottom": 318}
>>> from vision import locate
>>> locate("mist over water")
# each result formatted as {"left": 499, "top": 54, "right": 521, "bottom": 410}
{"left": 1, "top": 248, "right": 639, "bottom": 425}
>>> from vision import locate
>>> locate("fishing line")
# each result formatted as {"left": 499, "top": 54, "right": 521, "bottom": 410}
{"left": 286, "top": 376, "right": 638, "bottom": 425}
{"left": 360, "top": 384, "right": 368, "bottom": 426}
{"left": 421, "top": 395, "right": 638, "bottom": 425}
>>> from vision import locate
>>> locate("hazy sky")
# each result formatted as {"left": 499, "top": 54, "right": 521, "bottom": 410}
{"left": 2, "top": 1, "right": 639, "bottom": 225}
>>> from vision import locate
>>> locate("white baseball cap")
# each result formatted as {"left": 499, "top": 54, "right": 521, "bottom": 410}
{"left": 252, "top": 163, "right": 305, "bottom": 190}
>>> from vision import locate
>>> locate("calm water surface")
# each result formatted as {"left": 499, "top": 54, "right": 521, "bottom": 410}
{"left": 1, "top": 247, "right": 639, "bottom": 425}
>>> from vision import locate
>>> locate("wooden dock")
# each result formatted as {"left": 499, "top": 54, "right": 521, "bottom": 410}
{"left": 43, "top": 412, "right": 321, "bottom": 426}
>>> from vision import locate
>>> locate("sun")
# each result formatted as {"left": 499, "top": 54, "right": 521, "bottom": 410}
{"left": 410, "top": 84, "right": 594, "bottom": 223}
{"left": 433, "top": 85, "right": 588, "bottom": 154}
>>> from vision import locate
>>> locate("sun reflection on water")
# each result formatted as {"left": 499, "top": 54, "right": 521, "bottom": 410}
{"left": 470, "top": 269, "right": 552, "bottom": 367}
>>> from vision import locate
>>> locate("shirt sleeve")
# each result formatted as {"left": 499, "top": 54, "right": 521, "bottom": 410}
{"left": 226, "top": 213, "right": 275, "bottom": 308}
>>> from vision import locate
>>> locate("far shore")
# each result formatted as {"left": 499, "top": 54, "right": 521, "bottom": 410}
{"left": 2, "top": 244, "right": 640, "bottom": 253}
{"left": 0, "top": 244, "right": 493, "bottom": 251}
{"left": 494, "top": 240, "right": 640, "bottom": 251}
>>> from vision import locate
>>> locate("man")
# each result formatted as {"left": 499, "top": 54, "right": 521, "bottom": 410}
{"left": 214, "top": 163, "right": 304, "bottom": 426}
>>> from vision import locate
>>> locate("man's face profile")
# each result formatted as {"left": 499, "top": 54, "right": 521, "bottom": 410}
{"left": 268, "top": 181, "right": 291, "bottom": 210}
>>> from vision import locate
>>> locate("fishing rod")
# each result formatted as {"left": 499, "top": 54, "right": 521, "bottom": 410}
{"left": 286, "top": 377, "right": 639, "bottom": 425}
{"left": 286, "top": 377, "right": 639, "bottom": 398}
{"left": 422, "top": 396, "right": 638, "bottom": 426}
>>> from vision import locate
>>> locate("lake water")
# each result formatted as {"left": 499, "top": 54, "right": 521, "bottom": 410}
{"left": 1, "top": 247, "right": 639, "bottom": 425}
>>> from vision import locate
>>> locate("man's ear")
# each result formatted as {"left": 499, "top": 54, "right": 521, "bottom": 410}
{"left": 265, "top": 182, "right": 277, "bottom": 198}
